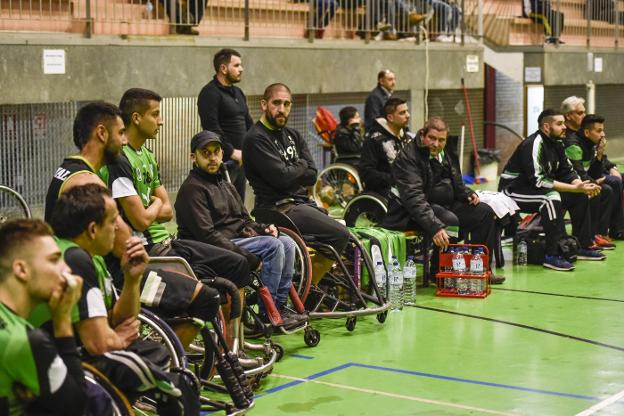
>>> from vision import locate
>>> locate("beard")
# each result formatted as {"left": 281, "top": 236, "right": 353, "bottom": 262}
{"left": 226, "top": 71, "right": 241, "bottom": 84}
{"left": 265, "top": 111, "right": 288, "bottom": 129}
{"left": 104, "top": 145, "right": 121, "bottom": 165}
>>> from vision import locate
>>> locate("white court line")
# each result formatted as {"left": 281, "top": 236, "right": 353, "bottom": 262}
{"left": 576, "top": 388, "right": 624, "bottom": 416}
{"left": 269, "top": 373, "right": 517, "bottom": 416}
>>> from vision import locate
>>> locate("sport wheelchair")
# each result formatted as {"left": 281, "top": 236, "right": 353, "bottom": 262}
{"left": 253, "top": 207, "right": 390, "bottom": 332}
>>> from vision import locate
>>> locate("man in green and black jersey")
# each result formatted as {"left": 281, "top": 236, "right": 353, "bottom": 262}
{"left": 0, "top": 219, "right": 85, "bottom": 416}
{"left": 100, "top": 88, "right": 250, "bottom": 289}
{"left": 48, "top": 184, "right": 200, "bottom": 415}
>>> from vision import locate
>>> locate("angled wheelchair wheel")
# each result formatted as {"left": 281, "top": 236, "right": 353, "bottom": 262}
{"left": 343, "top": 192, "right": 388, "bottom": 227}
{"left": 278, "top": 226, "right": 313, "bottom": 303}
{"left": 313, "top": 163, "right": 362, "bottom": 217}
{"left": 83, "top": 362, "right": 134, "bottom": 416}
{"left": 0, "top": 185, "right": 31, "bottom": 224}
{"left": 138, "top": 309, "right": 187, "bottom": 370}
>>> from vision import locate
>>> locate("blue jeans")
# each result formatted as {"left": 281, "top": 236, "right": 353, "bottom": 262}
{"left": 429, "top": 0, "right": 461, "bottom": 34}
{"left": 232, "top": 235, "right": 296, "bottom": 309}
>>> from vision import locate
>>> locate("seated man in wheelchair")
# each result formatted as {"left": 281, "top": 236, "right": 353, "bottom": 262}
{"left": 333, "top": 106, "right": 364, "bottom": 167}
{"left": 359, "top": 97, "right": 412, "bottom": 199}
{"left": 243, "top": 82, "right": 351, "bottom": 283}
{"left": 383, "top": 116, "right": 505, "bottom": 284}
{"left": 175, "top": 130, "right": 306, "bottom": 327}
{"left": 0, "top": 219, "right": 87, "bottom": 416}
{"left": 46, "top": 184, "right": 200, "bottom": 415}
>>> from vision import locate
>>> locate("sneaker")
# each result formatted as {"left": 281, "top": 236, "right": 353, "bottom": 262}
{"left": 594, "top": 235, "right": 616, "bottom": 250}
{"left": 577, "top": 248, "right": 606, "bottom": 261}
{"left": 489, "top": 275, "right": 505, "bottom": 284}
{"left": 408, "top": 11, "right": 427, "bottom": 25}
{"left": 543, "top": 255, "right": 575, "bottom": 271}
{"left": 279, "top": 309, "right": 308, "bottom": 328}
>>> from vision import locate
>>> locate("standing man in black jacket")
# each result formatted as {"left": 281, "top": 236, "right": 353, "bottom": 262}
{"left": 243, "top": 83, "right": 350, "bottom": 283}
{"left": 359, "top": 97, "right": 411, "bottom": 199}
{"left": 197, "top": 48, "right": 253, "bottom": 199}
{"left": 364, "top": 69, "right": 395, "bottom": 132}
{"left": 499, "top": 109, "right": 605, "bottom": 271}
{"left": 383, "top": 117, "right": 504, "bottom": 283}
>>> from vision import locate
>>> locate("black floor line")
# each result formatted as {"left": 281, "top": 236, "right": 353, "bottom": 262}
{"left": 415, "top": 305, "right": 624, "bottom": 352}
{"left": 491, "top": 287, "right": 624, "bottom": 303}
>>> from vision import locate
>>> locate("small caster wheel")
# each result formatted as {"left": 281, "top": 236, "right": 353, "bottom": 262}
{"left": 263, "top": 323, "right": 274, "bottom": 338}
{"left": 273, "top": 342, "right": 284, "bottom": 362}
{"left": 376, "top": 311, "right": 388, "bottom": 323}
{"left": 304, "top": 327, "right": 321, "bottom": 347}
{"left": 345, "top": 317, "right": 357, "bottom": 332}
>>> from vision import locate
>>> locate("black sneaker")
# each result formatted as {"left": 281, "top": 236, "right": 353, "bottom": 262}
{"left": 279, "top": 309, "right": 308, "bottom": 328}
{"left": 577, "top": 248, "right": 606, "bottom": 261}
{"left": 489, "top": 275, "right": 506, "bottom": 285}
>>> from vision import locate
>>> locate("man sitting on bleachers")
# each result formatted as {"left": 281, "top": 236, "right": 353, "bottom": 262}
{"left": 564, "top": 114, "right": 624, "bottom": 241}
{"left": 523, "top": 0, "right": 565, "bottom": 44}
{"left": 359, "top": 97, "right": 411, "bottom": 200}
{"left": 500, "top": 109, "right": 605, "bottom": 271}
{"left": 383, "top": 116, "right": 505, "bottom": 284}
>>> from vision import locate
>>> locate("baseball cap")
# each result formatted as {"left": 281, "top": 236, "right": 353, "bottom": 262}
{"left": 191, "top": 130, "right": 222, "bottom": 152}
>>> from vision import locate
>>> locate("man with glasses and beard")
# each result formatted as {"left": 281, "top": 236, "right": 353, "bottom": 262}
{"left": 243, "top": 83, "right": 350, "bottom": 285}
{"left": 197, "top": 48, "right": 253, "bottom": 199}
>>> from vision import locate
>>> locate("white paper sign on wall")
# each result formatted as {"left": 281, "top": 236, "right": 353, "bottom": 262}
{"left": 466, "top": 55, "right": 479, "bottom": 73}
{"left": 594, "top": 57, "right": 603, "bottom": 73}
{"left": 43, "top": 49, "right": 66, "bottom": 74}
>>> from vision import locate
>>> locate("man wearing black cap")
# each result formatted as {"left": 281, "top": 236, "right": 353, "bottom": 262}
{"left": 175, "top": 131, "right": 306, "bottom": 324}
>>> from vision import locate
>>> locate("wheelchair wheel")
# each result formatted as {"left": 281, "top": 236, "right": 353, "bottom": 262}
{"left": 313, "top": 163, "right": 362, "bottom": 217}
{"left": 343, "top": 192, "right": 388, "bottom": 227}
{"left": 138, "top": 309, "right": 187, "bottom": 370}
{"left": 0, "top": 185, "right": 31, "bottom": 224}
{"left": 278, "top": 226, "right": 313, "bottom": 303}
{"left": 83, "top": 362, "right": 134, "bottom": 416}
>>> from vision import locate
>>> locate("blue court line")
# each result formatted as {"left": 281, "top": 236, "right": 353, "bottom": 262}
{"left": 289, "top": 353, "right": 315, "bottom": 360}
{"left": 256, "top": 362, "right": 599, "bottom": 402}
{"left": 350, "top": 363, "right": 599, "bottom": 401}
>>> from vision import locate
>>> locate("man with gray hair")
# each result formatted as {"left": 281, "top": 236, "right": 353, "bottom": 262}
{"left": 560, "top": 96, "right": 586, "bottom": 140}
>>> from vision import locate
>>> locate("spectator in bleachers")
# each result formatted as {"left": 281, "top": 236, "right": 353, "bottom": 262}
{"left": 364, "top": 69, "right": 395, "bottom": 131}
{"left": 359, "top": 97, "right": 411, "bottom": 199}
{"left": 197, "top": 48, "right": 253, "bottom": 200}
{"left": 523, "top": 0, "right": 565, "bottom": 44}
{"left": 334, "top": 106, "right": 364, "bottom": 165}
{"left": 383, "top": 116, "right": 505, "bottom": 284}
{"left": 499, "top": 109, "right": 605, "bottom": 272}
{"left": 561, "top": 96, "right": 586, "bottom": 140}
{"left": 297, "top": 0, "right": 339, "bottom": 39}
{"left": 361, "top": 0, "right": 427, "bottom": 40}
{"left": 161, "top": 0, "right": 206, "bottom": 35}
{"left": 564, "top": 114, "right": 624, "bottom": 241}
{"left": 428, "top": 0, "right": 462, "bottom": 41}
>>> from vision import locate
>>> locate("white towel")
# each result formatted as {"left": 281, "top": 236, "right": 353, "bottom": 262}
{"left": 475, "top": 190, "right": 520, "bottom": 219}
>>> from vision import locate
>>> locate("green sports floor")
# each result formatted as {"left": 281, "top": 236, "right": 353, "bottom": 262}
{"left": 240, "top": 244, "right": 624, "bottom": 416}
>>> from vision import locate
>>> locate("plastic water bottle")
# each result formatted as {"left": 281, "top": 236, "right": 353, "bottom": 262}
{"left": 389, "top": 257, "right": 403, "bottom": 311}
{"left": 517, "top": 240, "right": 528, "bottom": 266}
{"left": 403, "top": 256, "right": 417, "bottom": 306}
{"left": 374, "top": 261, "right": 387, "bottom": 297}
{"left": 454, "top": 247, "right": 468, "bottom": 295}
{"left": 444, "top": 247, "right": 456, "bottom": 290}
{"left": 469, "top": 248, "right": 484, "bottom": 295}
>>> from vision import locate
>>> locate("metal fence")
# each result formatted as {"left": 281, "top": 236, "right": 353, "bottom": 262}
{"left": 0, "top": 0, "right": 471, "bottom": 42}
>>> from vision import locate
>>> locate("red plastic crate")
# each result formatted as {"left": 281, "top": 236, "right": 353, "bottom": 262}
{"left": 435, "top": 244, "right": 491, "bottom": 298}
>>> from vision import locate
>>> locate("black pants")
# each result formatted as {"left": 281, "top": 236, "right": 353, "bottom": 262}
{"left": 603, "top": 175, "right": 624, "bottom": 235}
{"left": 285, "top": 203, "right": 350, "bottom": 254}
{"left": 168, "top": 239, "right": 251, "bottom": 288}
{"left": 528, "top": 1, "right": 564, "bottom": 38}
{"left": 590, "top": 181, "right": 613, "bottom": 236}
{"left": 504, "top": 187, "right": 592, "bottom": 255}
{"left": 228, "top": 162, "right": 247, "bottom": 201}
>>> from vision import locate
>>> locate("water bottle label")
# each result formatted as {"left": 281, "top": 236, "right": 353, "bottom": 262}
{"left": 452, "top": 257, "right": 466, "bottom": 271}
{"left": 470, "top": 259, "right": 483, "bottom": 273}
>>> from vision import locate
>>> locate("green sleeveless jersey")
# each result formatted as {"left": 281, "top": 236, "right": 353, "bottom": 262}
{"left": 100, "top": 144, "right": 169, "bottom": 245}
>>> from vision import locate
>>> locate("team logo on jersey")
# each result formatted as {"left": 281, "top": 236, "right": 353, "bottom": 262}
{"left": 53, "top": 167, "right": 71, "bottom": 181}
